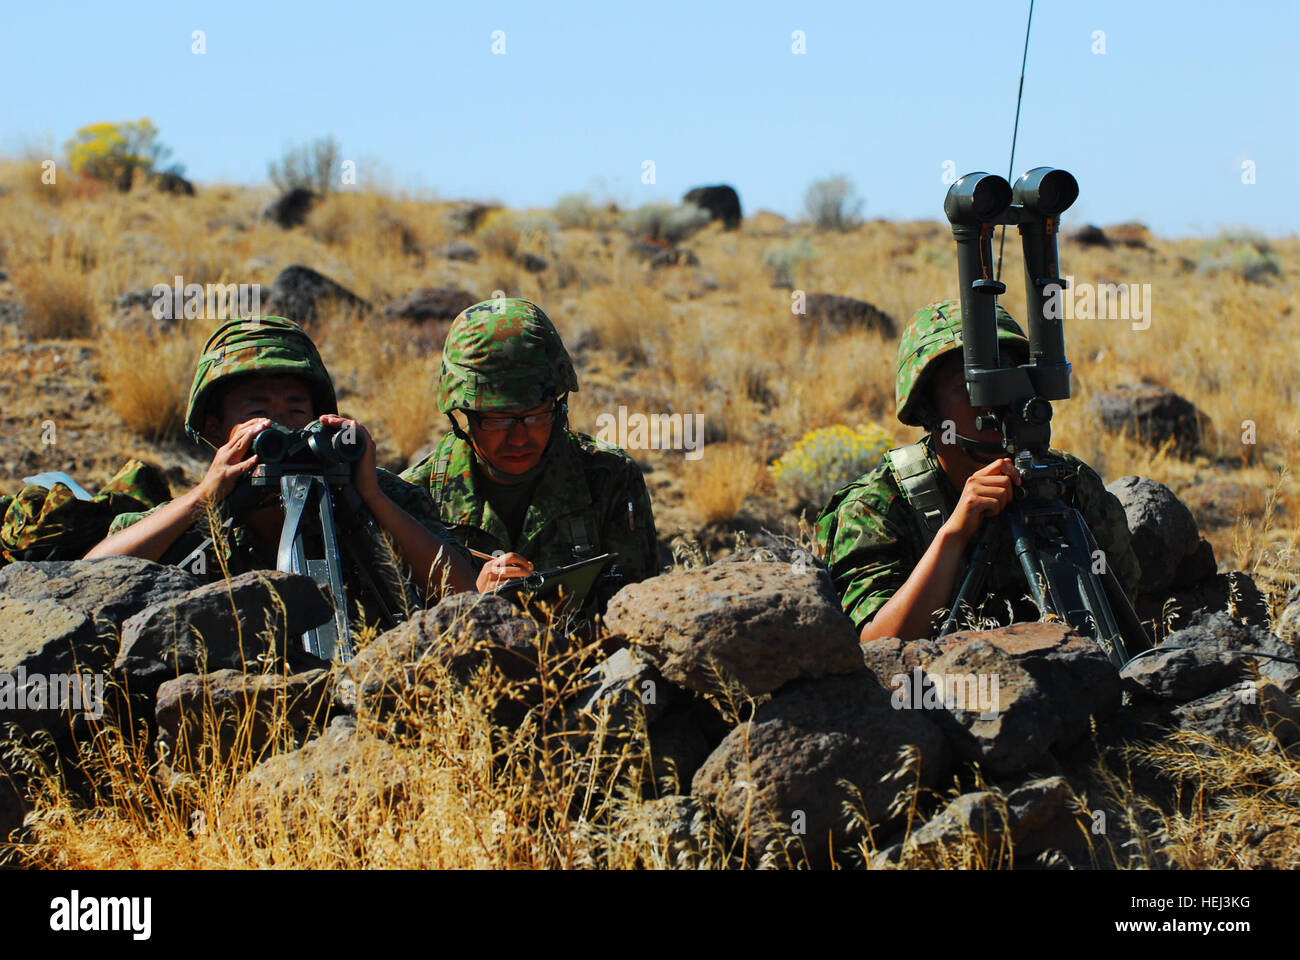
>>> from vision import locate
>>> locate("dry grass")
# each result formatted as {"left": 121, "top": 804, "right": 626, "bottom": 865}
{"left": 99, "top": 324, "right": 206, "bottom": 442}
{"left": 686, "top": 442, "right": 768, "bottom": 526}
{"left": 9, "top": 242, "right": 98, "bottom": 340}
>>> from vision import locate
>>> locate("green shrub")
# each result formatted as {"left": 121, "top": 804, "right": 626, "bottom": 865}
{"left": 1198, "top": 230, "right": 1281, "bottom": 284}
{"left": 64, "top": 119, "right": 181, "bottom": 192}
{"left": 762, "top": 237, "right": 819, "bottom": 288}
{"left": 619, "top": 204, "right": 710, "bottom": 244}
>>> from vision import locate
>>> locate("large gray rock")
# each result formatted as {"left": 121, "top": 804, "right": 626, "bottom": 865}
{"left": 0, "top": 557, "right": 201, "bottom": 671}
{"left": 1121, "top": 646, "right": 1247, "bottom": 703}
{"left": 338, "top": 591, "right": 548, "bottom": 727}
{"left": 800, "top": 293, "right": 896, "bottom": 337}
{"left": 227, "top": 715, "right": 407, "bottom": 834}
{"left": 155, "top": 668, "right": 332, "bottom": 766}
{"left": 268, "top": 264, "right": 369, "bottom": 323}
{"left": 1136, "top": 572, "right": 1270, "bottom": 640}
{"left": 1161, "top": 612, "right": 1300, "bottom": 696}
{"left": 874, "top": 775, "right": 1082, "bottom": 867}
{"left": 919, "top": 637, "right": 1060, "bottom": 776}
{"left": 383, "top": 286, "right": 477, "bottom": 324}
{"left": 635, "top": 794, "right": 724, "bottom": 868}
{"left": 1089, "top": 383, "right": 1210, "bottom": 458}
{"left": 691, "top": 671, "right": 949, "bottom": 868}
{"left": 260, "top": 187, "right": 317, "bottom": 229}
{"left": 604, "top": 561, "right": 861, "bottom": 700}
{"left": 114, "top": 570, "right": 333, "bottom": 698}
{"left": 1171, "top": 679, "right": 1300, "bottom": 751}
{"left": 1106, "top": 476, "right": 1199, "bottom": 594}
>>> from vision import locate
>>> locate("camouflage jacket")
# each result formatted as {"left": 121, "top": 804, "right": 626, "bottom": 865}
{"left": 402, "top": 430, "right": 659, "bottom": 614}
{"left": 107, "top": 469, "right": 468, "bottom": 626}
{"left": 814, "top": 439, "right": 1141, "bottom": 635}
{"left": 0, "top": 459, "right": 172, "bottom": 566}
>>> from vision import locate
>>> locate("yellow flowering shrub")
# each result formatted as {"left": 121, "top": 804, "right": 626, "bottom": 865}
{"left": 769, "top": 422, "right": 894, "bottom": 508}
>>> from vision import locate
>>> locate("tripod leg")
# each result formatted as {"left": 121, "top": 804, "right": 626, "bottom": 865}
{"left": 938, "top": 519, "right": 1004, "bottom": 637}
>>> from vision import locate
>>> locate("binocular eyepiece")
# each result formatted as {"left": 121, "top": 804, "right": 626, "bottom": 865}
{"left": 252, "top": 420, "right": 365, "bottom": 468}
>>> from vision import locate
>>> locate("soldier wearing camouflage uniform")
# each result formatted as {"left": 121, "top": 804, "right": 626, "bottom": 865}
{"left": 815, "top": 299, "right": 1140, "bottom": 642}
{"left": 403, "top": 298, "right": 658, "bottom": 615}
{"left": 87, "top": 317, "right": 476, "bottom": 611}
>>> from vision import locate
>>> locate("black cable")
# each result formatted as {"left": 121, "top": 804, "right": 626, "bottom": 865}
{"left": 996, "top": 0, "right": 1035, "bottom": 282}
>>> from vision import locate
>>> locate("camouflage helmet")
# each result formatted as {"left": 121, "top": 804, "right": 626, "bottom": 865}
{"left": 438, "top": 298, "right": 579, "bottom": 414}
{"left": 184, "top": 317, "right": 337, "bottom": 442}
{"left": 895, "top": 298, "right": 1030, "bottom": 426}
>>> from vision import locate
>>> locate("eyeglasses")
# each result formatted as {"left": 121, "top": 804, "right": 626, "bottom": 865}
{"left": 470, "top": 407, "right": 557, "bottom": 433}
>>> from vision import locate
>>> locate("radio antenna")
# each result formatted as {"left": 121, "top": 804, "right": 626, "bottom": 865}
{"left": 996, "top": 0, "right": 1035, "bottom": 282}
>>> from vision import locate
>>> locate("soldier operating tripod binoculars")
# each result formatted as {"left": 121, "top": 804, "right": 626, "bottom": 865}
{"left": 938, "top": 166, "right": 1152, "bottom": 668}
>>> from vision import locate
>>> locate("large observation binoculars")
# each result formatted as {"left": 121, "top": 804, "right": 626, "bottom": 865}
{"left": 944, "top": 166, "right": 1078, "bottom": 455}
{"left": 250, "top": 420, "right": 365, "bottom": 482}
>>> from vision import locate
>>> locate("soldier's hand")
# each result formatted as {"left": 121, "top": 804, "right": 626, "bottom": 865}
{"left": 476, "top": 552, "right": 534, "bottom": 592}
{"left": 942, "top": 458, "right": 1021, "bottom": 540}
{"left": 196, "top": 418, "right": 268, "bottom": 502}
{"left": 317, "top": 414, "right": 379, "bottom": 501}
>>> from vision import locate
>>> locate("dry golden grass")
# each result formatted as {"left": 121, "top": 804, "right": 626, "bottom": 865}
{"left": 99, "top": 323, "right": 207, "bottom": 442}
{"left": 686, "top": 442, "right": 768, "bottom": 526}
{"left": 9, "top": 242, "right": 98, "bottom": 340}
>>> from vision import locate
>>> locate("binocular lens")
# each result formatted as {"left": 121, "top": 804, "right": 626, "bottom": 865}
{"left": 252, "top": 428, "right": 289, "bottom": 462}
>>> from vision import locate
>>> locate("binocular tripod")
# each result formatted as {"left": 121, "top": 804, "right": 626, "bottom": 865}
{"left": 937, "top": 167, "right": 1151, "bottom": 669}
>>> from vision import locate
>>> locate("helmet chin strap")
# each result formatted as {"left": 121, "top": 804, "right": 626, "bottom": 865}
{"left": 953, "top": 432, "right": 1011, "bottom": 464}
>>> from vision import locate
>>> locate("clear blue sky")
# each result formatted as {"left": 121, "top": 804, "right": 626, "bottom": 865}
{"left": 4, "top": 0, "right": 1295, "bottom": 237}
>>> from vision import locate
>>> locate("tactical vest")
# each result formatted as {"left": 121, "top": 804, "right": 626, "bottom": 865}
{"left": 429, "top": 446, "right": 600, "bottom": 562}
{"left": 885, "top": 441, "right": 951, "bottom": 548}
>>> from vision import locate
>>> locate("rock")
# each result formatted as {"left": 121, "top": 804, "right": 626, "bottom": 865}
{"left": 918, "top": 637, "right": 1060, "bottom": 776}
{"left": 384, "top": 286, "right": 477, "bottom": 324}
{"left": 1172, "top": 538, "right": 1217, "bottom": 588}
{"left": 1068, "top": 224, "right": 1111, "bottom": 248}
{"left": 339, "top": 592, "right": 548, "bottom": 728}
{"left": 604, "top": 561, "right": 862, "bottom": 700}
{"left": 712, "top": 543, "right": 822, "bottom": 570}
{"left": 636, "top": 795, "right": 722, "bottom": 867}
{"left": 447, "top": 202, "right": 496, "bottom": 234}
{"left": 1108, "top": 221, "right": 1152, "bottom": 249}
{"left": 154, "top": 668, "right": 332, "bottom": 766}
{"left": 859, "top": 636, "right": 949, "bottom": 687}
{"left": 153, "top": 171, "right": 195, "bottom": 196}
{"left": 645, "top": 696, "right": 731, "bottom": 792}
{"left": 628, "top": 243, "right": 700, "bottom": 269}
{"left": 940, "top": 623, "right": 1122, "bottom": 751}
{"left": 691, "top": 671, "right": 949, "bottom": 868}
{"left": 682, "top": 185, "right": 742, "bottom": 229}
{"left": 267, "top": 265, "right": 369, "bottom": 323}
{"left": 1275, "top": 585, "right": 1300, "bottom": 646}
{"left": 875, "top": 775, "right": 1081, "bottom": 867}
{"left": 1136, "top": 571, "right": 1270, "bottom": 639}
{"left": 800, "top": 293, "right": 896, "bottom": 337}
{"left": 0, "top": 557, "right": 201, "bottom": 672}
{"left": 567, "top": 648, "right": 673, "bottom": 732}
{"left": 1089, "top": 384, "right": 1210, "bottom": 458}
{"left": 1158, "top": 612, "right": 1300, "bottom": 697}
{"left": 260, "top": 187, "right": 317, "bottom": 229}
{"left": 227, "top": 715, "right": 407, "bottom": 832}
{"left": 1171, "top": 680, "right": 1300, "bottom": 751}
{"left": 515, "top": 252, "right": 548, "bottom": 273}
{"left": 438, "top": 241, "right": 480, "bottom": 262}
{"left": 1121, "top": 646, "right": 1246, "bottom": 703}
{"left": 1106, "top": 476, "right": 1199, "bottom": 594}
{"left": 114, "top": 571, "right": 334, "bottom": 699}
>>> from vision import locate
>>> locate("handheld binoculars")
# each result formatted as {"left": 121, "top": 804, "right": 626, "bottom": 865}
{"left": 944, "top": 166, "right": 1078, "bottom": 454}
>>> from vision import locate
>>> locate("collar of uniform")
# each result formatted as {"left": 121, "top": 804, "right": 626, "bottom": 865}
{"left": 514, "top": 431, "right": 593, "bottom": 555}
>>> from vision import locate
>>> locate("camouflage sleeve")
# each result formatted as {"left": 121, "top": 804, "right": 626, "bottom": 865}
{"left": 106, "top": 506, "right": 154, "bottom": 536}
{"left": 814, "top": 477, "right": 920, "bottom": 633}
{"left": 1069, "top": 458, "right": 1142, "bottom": 600}
{"left": 375, "top": 468, "right": 471, "bottom": 564}
{"left": 399, "top": 455, "right": 435, "bottom": 491}
{"left": 591, "top": 457, "right": 659, "bottom": 612}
